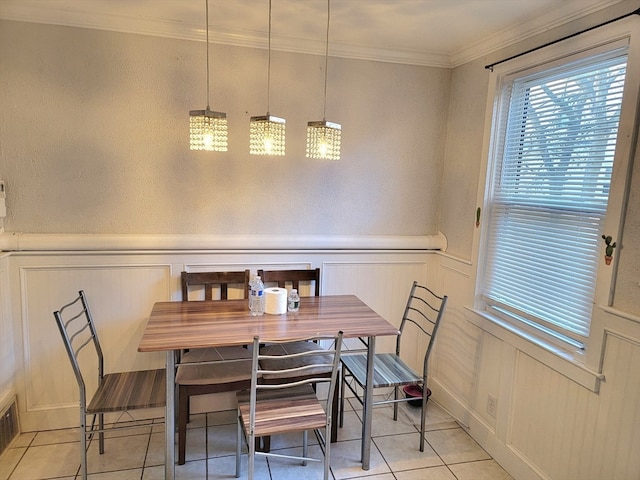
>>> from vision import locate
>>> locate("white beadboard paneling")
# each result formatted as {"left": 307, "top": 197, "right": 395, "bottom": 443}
{"left": 322, "top": 260, "right": 428, "bottom": 357}
{"left": 513, "top": 354, "right": 557, "bottom": 473}
{"left": 588, "top": 332, "right": 640, "bottom": 479}
{"left": 432, "top": 304, "right": 482, "bottom": 405}
{"left": 472, "top": 331, "right": 502, "bottom": 428}
{"left": 19, "top": 264, "right": 170, "bottom": 431}
{"left": 510, "top": 332, "right": 640, "bottom": 480}
{"left": 432, "top": 252, "right": 640, "bottom": 480}
{"left": 0, "top": 256, "right": 15, "bottom": 418}
{"left": 3, "top": 244, "right": 639, "bottom": 480}
{"left": 6, "top": 250, "right": 432, "bottom": 431}
{"left": 432, "top": 262, "right": 480, "bottom": 407}
{"left": 510, "top": 352, "right": 588, "bottom": 477}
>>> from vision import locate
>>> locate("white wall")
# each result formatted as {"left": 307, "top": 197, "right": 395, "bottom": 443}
{"left": 0, "top": 15, "right": 450, "bottom": 448}
{"left": 1, "top": 2, "right": 639, "bottom": 478}
{"left": 0, "top": 20, "right": 449, "bottom": 236}
{"left": 434, "top": 2, "right": 640, "bottom": 479}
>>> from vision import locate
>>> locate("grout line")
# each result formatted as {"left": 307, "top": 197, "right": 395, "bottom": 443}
{"left": 5, "top": 410, "right": 508, "bottom": 480}
{"left": 140, "top": 429, "right": 152, "bottom": 480}
{"left": 370, "top": 435, "right": 394, "bottom": 479}
{"left": 205, "top": 413, "right": 210, "bottom": 479}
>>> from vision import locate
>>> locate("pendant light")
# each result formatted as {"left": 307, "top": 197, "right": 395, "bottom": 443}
{"left": 249, "top": 0, "right": 286, "bottom": 156}
{"left": 189, "top": 0, "right": 228, "bottom": 151}
{"left": 306, "top": 0, "right": 341, "bottom": 160}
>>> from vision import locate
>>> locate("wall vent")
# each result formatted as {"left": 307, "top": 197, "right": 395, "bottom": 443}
{"left": 0, "top": 398, "right": 19, "bottom": 456}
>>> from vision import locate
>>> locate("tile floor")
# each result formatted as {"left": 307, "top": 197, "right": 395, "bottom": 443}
{"left": 1, "top": 396, "right": 513, "bottom": 480}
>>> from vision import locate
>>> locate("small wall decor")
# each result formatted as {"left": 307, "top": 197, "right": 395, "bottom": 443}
{"left": 601, "top": 235, "right": 617, "bottom": 265}
{"left": 476, "top": 207, "right": 481, "bottom": 227}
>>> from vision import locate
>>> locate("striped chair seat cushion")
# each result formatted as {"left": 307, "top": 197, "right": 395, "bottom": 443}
{"left": 237, "top": 384, "right": 326, "bottom": 437}
{"left": 87, "top": 369, "right": 166, "bottom": 413}
{"left": 178, "top": 346, "right": 252, "bottom": 385}
{"left": 341, "top": 353, "right": 422, "bottom": 388}
{"left": 181, "top": 346, "right": 251, "bottom": 363}
{"left": 259, "top": 341, "right": 332, "bottom": 380}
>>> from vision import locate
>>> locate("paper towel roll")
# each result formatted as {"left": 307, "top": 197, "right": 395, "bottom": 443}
{"left": 264, "top": 287, "right": 287, "bottom": 315}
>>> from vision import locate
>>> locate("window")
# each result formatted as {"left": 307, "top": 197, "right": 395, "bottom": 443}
{"left": 481, "top": 47, "right": 628, "bottom": 351}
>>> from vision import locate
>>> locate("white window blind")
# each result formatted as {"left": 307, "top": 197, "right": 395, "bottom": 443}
{"left": 483, "top": 52, "right": 627, "bottom": 347}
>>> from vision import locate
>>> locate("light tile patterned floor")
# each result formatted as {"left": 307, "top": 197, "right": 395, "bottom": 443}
{"left": 1, "top": 398, "right": 513, "bottom": 480}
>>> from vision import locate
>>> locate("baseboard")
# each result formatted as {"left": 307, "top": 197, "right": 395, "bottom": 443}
{"left": 430, "top": 377, "right": 548, "bottom": 480}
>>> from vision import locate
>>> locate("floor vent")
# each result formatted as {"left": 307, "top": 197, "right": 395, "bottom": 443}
{"left": 0, "top": 398, "right": 19, "bottom": 456}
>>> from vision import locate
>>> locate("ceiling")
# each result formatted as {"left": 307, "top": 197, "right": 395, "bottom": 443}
{"left": 0, "top": 0, "right": 625, "bottom": 67}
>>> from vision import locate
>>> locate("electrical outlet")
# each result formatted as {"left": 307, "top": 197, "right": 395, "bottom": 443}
{"left": 487, "top": 394, "right": 497, "bottom": 418}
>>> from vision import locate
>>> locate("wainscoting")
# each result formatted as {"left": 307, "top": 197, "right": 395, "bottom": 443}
{"left": 431, "top": 253, "right": 640, "bottom": 480}
{"left": 2, "top": 233, "right": 638, "bottom": 480}
{"left": 0, "top": 234, "right": 441, "bottom": 432}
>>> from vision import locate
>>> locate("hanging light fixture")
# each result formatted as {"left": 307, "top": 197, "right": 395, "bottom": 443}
{"left": 189, "top": 0, "right": 228, "bottom": 151}
{"left": 306, "top": 0, "right": 341, "bottom": 160}
{"left": 249, "top": 0, "right": 286, "bottom": 156}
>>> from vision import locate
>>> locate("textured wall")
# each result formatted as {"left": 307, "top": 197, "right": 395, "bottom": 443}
{"left": 438, "top": 58, "right": 489, "bottom": 259}
{"left": 616, "top": 142, "right": 640, "bottom": 313}
{"left": 0, "top": 20, "right": 449, "bottom": 236}
{"left": 432, "top": 3, "right": 640, "bottom": 479}
{"left": 439, "top": 7, "right": 640, "bottom": 316}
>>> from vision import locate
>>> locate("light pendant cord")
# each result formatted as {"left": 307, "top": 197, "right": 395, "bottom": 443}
{"left": 205, "top": 0, "right": 210, "bottom": 110}
{"left": 322, "top": 0, "right": 330, "bottom": 120}
{"left": 267, "top": 0, "right": 272, "bottom": 114}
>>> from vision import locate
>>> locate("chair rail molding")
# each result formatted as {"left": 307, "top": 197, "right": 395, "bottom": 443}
{"left": 0, "top": 232, "right": 447, "bottom": 253}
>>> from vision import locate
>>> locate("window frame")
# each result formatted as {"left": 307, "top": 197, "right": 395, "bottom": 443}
{"left": 473, "top": 17, "right": 640, "bottom": 373}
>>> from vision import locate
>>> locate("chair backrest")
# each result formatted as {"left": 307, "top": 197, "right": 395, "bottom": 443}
{"left": 54, "top": 290, "right": 103, "bottom": 408}
{"left": 398, "top": 281, "right": 447, "bottom": 376}
{"left": 257, "top": 268, "right": 320, "bottom": 296}
{"left": 249, "top": 331, "right": 343, "bottom": 425}
{"left": 181, "top": 270, "right": 251, "bottom": 301}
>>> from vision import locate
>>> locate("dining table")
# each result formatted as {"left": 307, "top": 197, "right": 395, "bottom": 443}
{"left": 138, "top": 294, "right": 400, "bottom": 480}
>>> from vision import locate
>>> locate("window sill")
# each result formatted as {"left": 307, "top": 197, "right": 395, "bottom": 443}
{"left": 465, "top": 307, "right": 604, "bottom": 393}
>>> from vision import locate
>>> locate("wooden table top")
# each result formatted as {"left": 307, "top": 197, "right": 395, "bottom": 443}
{"left": 138, "top": 295, "right": 399, "bottom": 352}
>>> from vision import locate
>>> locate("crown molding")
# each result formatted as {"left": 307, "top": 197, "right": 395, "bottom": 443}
{"left": 450, "top": 0, "right": 625, "bottom": 67}
{"left": 0, "top": 3, "right": 452, "bottom": 67}
{"left": 0, "top": 0, "right": 625, "bottom": 68}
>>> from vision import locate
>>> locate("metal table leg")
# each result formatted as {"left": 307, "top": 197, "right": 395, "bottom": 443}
{"left": 165, "top": 350, "right": 175, "bottom": 480}
{"left": 361, "top": 336, "right": 375, "bottom": 470}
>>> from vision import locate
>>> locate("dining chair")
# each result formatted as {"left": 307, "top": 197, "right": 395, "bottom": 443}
{"left": 339, "top": 281, "right": 447, "bottom": 452}
{"left": 176, "top": 270, "right": 253, "bottom": 465}
{"left": 257, "top": 268, "right": 320, "bottom": 296}
{"left": 54, "top": 290, "right": 166, "bottom": 480}
{"left": 255, "top": 268, "right": 338, "bottom": 449}
{"left": 236, "top": 332, "right": 343, "bottom": 480}
{"left": 256, "top": 268, "right": 321, "bottom": 355}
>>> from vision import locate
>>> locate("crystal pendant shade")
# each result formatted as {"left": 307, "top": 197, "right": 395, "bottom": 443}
{"left": 306, "top": 120, "right": 341, "bottom": 160}
{"left": 306, "top": 0, "right": 341, "bottom": 160}
{"left": 249, "top": 115, "right": 286, "bottom": 156}
{"left": 189, "top": 109, "right": 228, "bottom": 151}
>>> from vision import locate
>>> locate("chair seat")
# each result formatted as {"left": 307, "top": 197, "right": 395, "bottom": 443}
{"left": 259, "top": 341, "right": 332, "bottom": 380}
{"left": 237, "top": 384, "right": 327, "bottom": 437}
{"left": 87, "top": 368, "right": 166, "bottom": 414}
{"left": 341, "top": 353, "right": 422, "bottom": 388}
{"left": 181, "top": 346, "right": 252, "bottom": 363}
{"left": 176, "top": 360, "right": 252, "bottom": 385}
